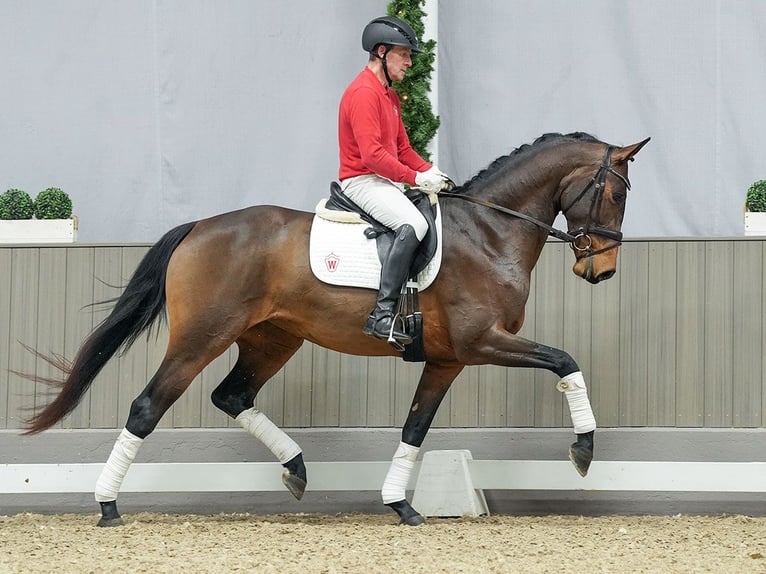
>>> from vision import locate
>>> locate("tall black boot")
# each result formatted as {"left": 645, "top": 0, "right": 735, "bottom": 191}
{"left": 363, "top": 224, "right": 420, "bottom": 346}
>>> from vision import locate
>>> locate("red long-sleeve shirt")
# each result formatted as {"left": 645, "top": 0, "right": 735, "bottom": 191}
{"left": 338, "top": 67, "right": 430, "bottom": 186}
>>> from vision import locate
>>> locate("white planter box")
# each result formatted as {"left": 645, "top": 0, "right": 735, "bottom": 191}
{"left": 745, "top": 212, "right": 766, "bottom": 236}
{"left": 0, "top": 218, "right": 78, "bottom": 244}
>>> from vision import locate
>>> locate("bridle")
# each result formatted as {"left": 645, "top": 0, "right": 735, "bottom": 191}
{"left": 437, "top": 145, "right": 629, "bottom": 259}
{"left": 560, "top": 145, "right": 630, "bottom": 256}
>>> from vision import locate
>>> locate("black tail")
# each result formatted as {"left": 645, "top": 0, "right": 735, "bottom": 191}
{"left": 24, "top": 222, "right": 196, "bottom": 434}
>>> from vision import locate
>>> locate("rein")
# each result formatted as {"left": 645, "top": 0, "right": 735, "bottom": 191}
{"left": 437, "top": 145, "right": 628, "bottom": 258}
{"left": 436, "top": 191, "right": 577, "bottom": 243}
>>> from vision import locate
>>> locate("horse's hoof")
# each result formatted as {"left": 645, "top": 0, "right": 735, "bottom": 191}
{"left": 281, "top": 453, "right": 307, "bottom": 500}
{"left": 97, "top": 500, "right": 123, "bottom": 527}
{"left": 97, "top": 516, "right": 125, "bottom": 527}
{"left": 281, "top": 468, "right": 307, "bottom": 500}
{"left": 386, "top": 500, "right": 426, "bottom": 527}
{"left": 400, "top": 513, "right": 426, "bottom": 526}
{"left": 569, "top": 430, "right": 594, "bottom": 477}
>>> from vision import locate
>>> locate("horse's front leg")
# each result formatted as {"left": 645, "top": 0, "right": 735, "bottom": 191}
{"left": 557, "top": 372, "right": 595, "bottom": 476}
{"left": 463, "top": 325, "right": 596, "bottom": 477}
{"left": 383, "top": 362, "right": 463, "bottom": 526}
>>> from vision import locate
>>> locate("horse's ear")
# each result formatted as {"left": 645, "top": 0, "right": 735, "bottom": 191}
{"left": 613, "top": 137, "right": 651, "bottom": 163}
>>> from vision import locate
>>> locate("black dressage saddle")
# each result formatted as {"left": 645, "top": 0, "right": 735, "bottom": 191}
{"left": 324, "top": 181, "right": 439, "bottom": 277}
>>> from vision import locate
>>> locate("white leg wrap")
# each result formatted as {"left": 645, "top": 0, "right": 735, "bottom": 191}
{"left": 95, "top": 428, "right": 144, "bottom": 502}
{"left": 235, "top": 407, "right": 302, "bottom": 464}
{"left": 557, "top": 371, "right": 597, "bottom": 434}
{"left": 381, "top": 441, "right": 420, "bottom": 504}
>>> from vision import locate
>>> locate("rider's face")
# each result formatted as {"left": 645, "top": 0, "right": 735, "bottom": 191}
{"left": 383, "top": 46, "right": 413, "bottom": 82}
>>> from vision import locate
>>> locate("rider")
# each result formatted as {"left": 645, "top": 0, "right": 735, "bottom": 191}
{"left": 338, "top": 15, "right": 452, "bottom": 345}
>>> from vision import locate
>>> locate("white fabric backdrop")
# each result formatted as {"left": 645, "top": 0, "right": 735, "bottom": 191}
{"left": 0, "top": 0, "right": 764, "bottom": 241}
{"left": 0, "top": 0, "right": 390, "bottom": 241}
{"left": 439, "top": 0, "right": 766, "bottom": 237}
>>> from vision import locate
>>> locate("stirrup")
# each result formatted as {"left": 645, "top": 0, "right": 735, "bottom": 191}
{"left": 363, "top": 313, "right": 412, "bottom": 350}
{"left": 389, "top": 314, "right": 412, "bottom": 347}
{"left": 385, "top": 319, "right": 408, "bottom": 352}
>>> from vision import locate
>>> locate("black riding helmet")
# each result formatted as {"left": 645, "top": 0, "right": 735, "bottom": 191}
{"left": 362, "top": 16, "right": 422, "bottom": 53}
{"left": 362, "top": 16, "right": 421, "bottom": 86}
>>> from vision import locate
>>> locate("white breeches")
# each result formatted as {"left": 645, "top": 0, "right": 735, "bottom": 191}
{"left": 341, "top": 174, "right": 428, "bottom": 241}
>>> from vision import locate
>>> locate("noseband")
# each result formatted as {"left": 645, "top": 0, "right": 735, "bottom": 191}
{"left": 438, "top": 145, "right": 628, "bottom": 259}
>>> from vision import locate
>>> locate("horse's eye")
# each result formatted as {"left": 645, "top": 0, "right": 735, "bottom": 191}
{"left": 611, "top": 190, "right": 626, "bottom": 204}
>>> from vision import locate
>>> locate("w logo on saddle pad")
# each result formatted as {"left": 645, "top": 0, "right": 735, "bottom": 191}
{"left": 309, "top": 188, "right": 443, "bottom": 291}
{"left": 324, "top": 252, "right": 340, "bottom": 273}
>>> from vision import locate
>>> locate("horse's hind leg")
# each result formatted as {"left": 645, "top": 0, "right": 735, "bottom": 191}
{"left": 383, "top": 362, "right": 463, "bottom": 526}
{"left": 95, "top": 330, "right": 241, "bottom": 526}
{"left": 211, "top": 323, "right": 307, "bottom": 499}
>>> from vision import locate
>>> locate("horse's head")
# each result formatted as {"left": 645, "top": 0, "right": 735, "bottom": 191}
{"left": 560, "top": 138, "right": 650, "bottom": 284}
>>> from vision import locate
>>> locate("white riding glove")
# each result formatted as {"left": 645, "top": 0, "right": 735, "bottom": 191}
{"left": 415, "top": 166, "right": 453, "bottom": 192}
{"left": 430, "top": 165, "right": 456, "bottom": 191}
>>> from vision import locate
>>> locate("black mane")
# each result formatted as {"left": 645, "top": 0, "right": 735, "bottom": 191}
{"left": 457, "top": 132, "right": 602, "bottom": 192}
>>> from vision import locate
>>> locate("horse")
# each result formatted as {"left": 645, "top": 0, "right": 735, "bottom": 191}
{"left": 23, "top": 132, "right": 649, "bottom": 527}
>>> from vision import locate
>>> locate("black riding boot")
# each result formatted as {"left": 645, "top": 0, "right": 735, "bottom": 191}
{"left": 363, "top": 224, "right": 420, "bottom": 345}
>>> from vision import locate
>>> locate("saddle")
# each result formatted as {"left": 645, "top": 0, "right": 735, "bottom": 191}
{"left": 322, "top": 182, "right": 439, "bottom": 362}
{"left": 324, "top": 181, "right": 439, "bottom": 276}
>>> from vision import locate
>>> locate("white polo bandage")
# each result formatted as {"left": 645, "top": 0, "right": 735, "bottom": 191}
{"left": 381, "top": 441, "right": 420, "bottom": 504}
{"left": 556, "top": 371, "right": 597, "bottom": 434}
{"left": 236, "top": 407, "right": 302, "bottom": 464}
{"left": 95, "top": 428, "right": 144, "bottom": 502}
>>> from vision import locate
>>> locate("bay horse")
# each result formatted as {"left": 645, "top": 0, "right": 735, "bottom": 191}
{"left": 24, "top": 132, "right": 649, "bottom": 526}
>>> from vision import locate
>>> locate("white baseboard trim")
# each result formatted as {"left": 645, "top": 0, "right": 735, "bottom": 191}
{"left": 3, "top": 459, "right": 765, "bottom": 495}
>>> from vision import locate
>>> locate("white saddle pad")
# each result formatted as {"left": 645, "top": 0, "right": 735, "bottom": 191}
{"left": 309, "top": 200, "right": 442, "bottom": 291}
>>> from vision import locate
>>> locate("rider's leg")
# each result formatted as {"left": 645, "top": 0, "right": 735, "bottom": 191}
{"left": 341, "top": 175, "right": 428, "bottom": 239}
{"left": 342, "top": 176, "right": 427, "bottom": 344}
{"left": 363, "top": 223, "right": 420, "bottom": 343}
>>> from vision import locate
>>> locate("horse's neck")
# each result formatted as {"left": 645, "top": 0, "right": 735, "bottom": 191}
{"left": 479, "top": 162, "right": 565, "bottom": 226}
{"left": 449, "top": 151, "right": 574, "bottom": 271}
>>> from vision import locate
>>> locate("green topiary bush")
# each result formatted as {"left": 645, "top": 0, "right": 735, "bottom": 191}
{"left": 387, "top": 0, "right": 439, "bottom": 162}
{"left": 746, "top": 180, "right": 766, "bottom": 213}
{"left": 0, "top": 188, "right": 35, "bottom": 220}
{"left": 34, "top": 187, "right": 73, "bottom": 219}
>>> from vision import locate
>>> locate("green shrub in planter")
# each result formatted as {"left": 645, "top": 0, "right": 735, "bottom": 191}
{"left": 34, "top": 187, "right": 73, "bottom": 219}
{"left": 0, "top": 188, "right": 34, "bottom": 220}
{"left": 746, "top": 180, "right": 766, "bottom": 213}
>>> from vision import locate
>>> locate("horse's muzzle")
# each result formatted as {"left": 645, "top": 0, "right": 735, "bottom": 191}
{"left": 573, "top": 253, "right": 617, "bottom": 284}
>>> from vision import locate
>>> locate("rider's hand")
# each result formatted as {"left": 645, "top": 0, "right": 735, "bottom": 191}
{"left": 429, "top": 165, "right": 456, "bottom": 191}
{"left": 415, "top": 166, "right": 452, "bottom": 191}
